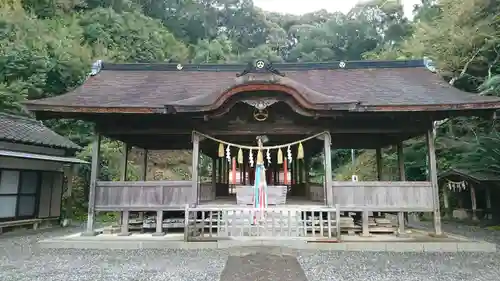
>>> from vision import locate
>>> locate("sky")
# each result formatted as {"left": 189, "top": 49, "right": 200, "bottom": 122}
{"left": 253, "top": 0, "right": 421, "bottom": 18}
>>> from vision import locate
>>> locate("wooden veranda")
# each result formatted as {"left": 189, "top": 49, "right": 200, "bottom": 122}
{"left": 24, "top": 59, "right": 500, "bottom": 239}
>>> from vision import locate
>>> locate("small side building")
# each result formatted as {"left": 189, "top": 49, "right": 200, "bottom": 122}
{"left": 438, "top": 168, "right": 499, "bottom": 221}
{"left": 0, "top": 113, "right": 87, "bottom": 233}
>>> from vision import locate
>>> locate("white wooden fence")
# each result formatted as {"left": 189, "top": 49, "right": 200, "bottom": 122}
{"left": 184, "top": 205, "right": 341, "bottom": 241}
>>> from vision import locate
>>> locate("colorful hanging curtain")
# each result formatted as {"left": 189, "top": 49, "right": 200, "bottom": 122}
{"left": 253, "top": 158, "right": 267, "bottom": 222}
{"left": 232, "top": 157, "right": 236, "bottom": 185}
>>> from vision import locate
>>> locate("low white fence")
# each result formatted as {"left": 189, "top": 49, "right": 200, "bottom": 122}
{"left": 184, "top": 205, "right": 341, "bottom": 241}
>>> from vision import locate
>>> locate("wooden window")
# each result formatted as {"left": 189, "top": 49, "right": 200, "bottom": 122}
{"left": 17, "top": 171, "right": 39, "bottom": 217}
{"left": 0, "top": 170, "right": 20, "bottom": 219}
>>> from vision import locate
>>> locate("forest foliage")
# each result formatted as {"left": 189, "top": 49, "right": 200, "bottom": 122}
{"left": 1, "top": 0, "right": 500, "bottom": 218}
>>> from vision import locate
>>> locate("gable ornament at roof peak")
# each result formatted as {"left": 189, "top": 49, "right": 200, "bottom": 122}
{"left": 236, "top": 59, "right": 285, "bottom": 78}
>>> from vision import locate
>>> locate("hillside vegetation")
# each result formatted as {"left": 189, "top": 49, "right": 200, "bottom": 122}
{"left": 1, "top": 0, "right": 500, "bottom": 218}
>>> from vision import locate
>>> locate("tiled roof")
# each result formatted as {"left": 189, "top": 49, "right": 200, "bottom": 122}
{"left": 0, "top": 113, "right": 81, "bottom": 150}
{"left": 23, "top": 59, "right": 500, "bottom": 112}
{"left": 438, "top": 168, "right": 500, "bottom": 182}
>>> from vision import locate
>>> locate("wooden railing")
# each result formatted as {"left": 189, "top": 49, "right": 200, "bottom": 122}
{"left": 185, "top": 205, "right": 341, "bottom": 241}
{"left": 95, "top": 181, "right": 193, "bottom": 211}
{"left": 330, "top": 181, "right": 433, "bottom": 211}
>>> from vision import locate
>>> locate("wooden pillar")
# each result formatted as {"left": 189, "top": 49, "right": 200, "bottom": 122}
{"left": 63, "top": 164, "right": 77, "bottom": 227}
{"left": 191, "top": 133, "right": 200, "bottom": 205}
{"left": 397, "top": 142, "right": 407, "bottom": 236}
{"left": 427, "top": 128, "right": 443, "bottom": 236}
{"left": 485, "top": 187, "right": 492, "bottom": 219}
{"left": 470, "top": 184, "right": 479, "bottom": 221}
{"left": 152, "top": 210, "right": 165, "bottom": 236}
{"left": 116, "top": 143, "right": 128, "bottom": 227}
{"left": 362, "top": 208, "right": 370, "bottom": 237}
{"left": 322, "top": 132, "right": 333, "bottom": 206}
{"left": 221, "top": 158, "right": 225, "bottom": 185}
{"left": 138, "top": 148, "right": 147, "bottom": 222}
{"left": 118, "top": 210, "right": 131, "bottom": 236}
{"left": 215, "top": 157, "right": 222, "bottom": 186}
{"left": 82, "top": 132, "right": 101, "bottom": 236}
{"left": 376, "top": 148, "right": 383, "bottom": 181}
{"left": 375, "top": 147, "right": 383, "bottom": 216}
{"left": 305, "top": 158, "right": 310, "bottom": 199}
{"left": 212, "top": 157, "right": 216, "bottom": 199}
{"left": 242, "top": 156, "right": 247, "bottom": 185}
{"left": 141, "top": 149, "right": 148, "bottom": 180}
{"left": 442, "top": 183, "right": 451, "bottom": 219}
{"left": 121, "top": 143, "right": 129, "bottom": 181}
{"left": 295, "top": 160, "right": 299, "bottom": 183}
{"left": 298, "top": 160, "right": 303, "bottom": 184}
{"left": 117, "top": 143, "right": 131, "bottom": 236}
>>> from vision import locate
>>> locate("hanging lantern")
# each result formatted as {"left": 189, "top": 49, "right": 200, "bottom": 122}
{"left": 266, "top": 149, "right": 271, "bottom": 164}
{"left": 297, "top": 142, "right": 304, "bottom": 160}
{"left": 237, "top": 148, "right": 243, "bottom": 164}
{"left": 218, "top": 143, "right": 224, "bottom": 158}
{"left": 277, "top": 148, "right": 283, "bottom": 164}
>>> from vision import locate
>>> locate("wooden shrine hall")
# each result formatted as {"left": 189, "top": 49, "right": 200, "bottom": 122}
{"left": 24, "top": 59, "right": 500, "bottom": 239}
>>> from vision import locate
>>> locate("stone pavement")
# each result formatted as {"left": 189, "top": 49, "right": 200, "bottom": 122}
{"left": 220, "top": 252, "right": 308, "bottom": 281}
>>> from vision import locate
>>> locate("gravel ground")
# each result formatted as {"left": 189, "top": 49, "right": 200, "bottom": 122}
{"left": 1, "top": 221, "right": 500, "bottom": 281}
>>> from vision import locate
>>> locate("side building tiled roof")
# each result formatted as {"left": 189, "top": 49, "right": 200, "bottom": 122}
{"left": 0, "top": 113, "right": 81, "bottom": 150}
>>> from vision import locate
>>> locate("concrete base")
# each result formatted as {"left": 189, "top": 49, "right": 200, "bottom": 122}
{"left": 428, "top": 232, "right": 448, "bottom": 238}
{"left": 152, "top": 232, "right": 166, "bottom": 237}
{"left": 117, "top": 232, "right": 131, "bottom": 236}
{"left": 80, "top": 231, "right": 99, "bottom": 237}
{"left": 39, "top": 232, "right": 496, "bottom": 253}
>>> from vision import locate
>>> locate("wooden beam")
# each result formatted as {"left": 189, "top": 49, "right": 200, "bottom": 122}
{"left": 426, "top": 129, "right": 443, "bottom": 236}
{"left": 82, "top": 132, "right": 101, "bottom": 236}
{"left": 103, "top": 127, "right": 428, "bottom": 136}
